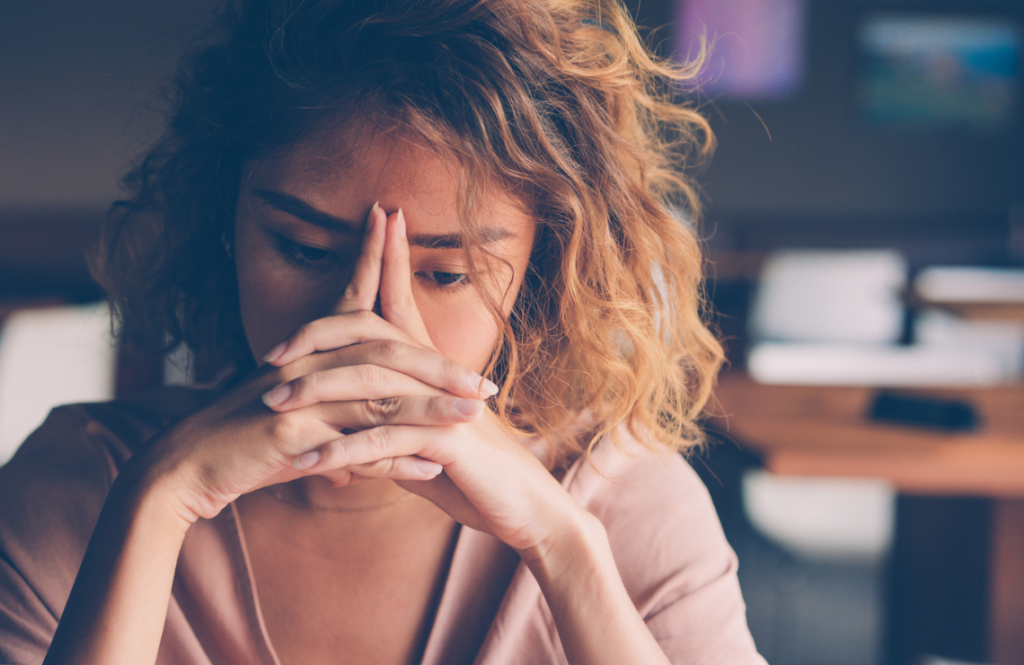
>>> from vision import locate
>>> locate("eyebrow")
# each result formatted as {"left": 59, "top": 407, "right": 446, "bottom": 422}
{"left": 255, "top": 189, "right": 359, "bottom": 235}
{"left": 254, "top": 189, "right": 514, "bottom": 249}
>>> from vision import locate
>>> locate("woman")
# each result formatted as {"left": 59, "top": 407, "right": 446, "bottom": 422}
{"left": 0, "top": 0, "right": 765, "bottom": 663}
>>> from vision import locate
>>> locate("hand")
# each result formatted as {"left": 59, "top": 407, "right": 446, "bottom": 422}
{"left": 139, "top": 203, "right": 494, "bottom": 525}
{"left": 262, "top": 206, "right": 588, "bottom": 560}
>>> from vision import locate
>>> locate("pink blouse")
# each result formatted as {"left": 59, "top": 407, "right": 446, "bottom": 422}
{"left": 0, "top": 385, "right": 765, "bottom": 664}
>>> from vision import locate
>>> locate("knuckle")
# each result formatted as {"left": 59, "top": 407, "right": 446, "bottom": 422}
{"left": 290, "top": 372, "right": 319, "bottom": 402}
{"left": 442, "top": 357, "right": 462, "bottom": 382}
{"left": 385, "top": 293, "right": 415, "bottom": 314}
{"left": 425, "top": 396, "right": 448, "bottom": 420}
{"left": 365, "top": 427, "right": 392, "bottom": 458}
{"left": 292, "top": 321, "right": 315, "bottom": 346}
{"left": 320, "top": 438, "right": 346, "bottom": 466}
{"left": 281, "top": 354, "right": 313, "bottom": 381}
{"left": 363, "top": 457, "right": 393, "bottom": 475}
{"left": 356, "top": 363, "right": 385, "bottom": 390}
{"left": 268, "top": 412, "right": 304, "bottom": 445}
{"left": 373, "top": 339, "right": 404, "bottom": 364}
{"left": 306, "top": 370, "right": 324, "bottom": 396}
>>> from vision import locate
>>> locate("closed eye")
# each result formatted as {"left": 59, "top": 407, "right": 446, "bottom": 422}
{"left": 272, "top": 234, "right": 338, "bottom": 268}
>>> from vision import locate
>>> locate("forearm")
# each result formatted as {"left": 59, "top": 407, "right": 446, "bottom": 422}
{"left": 43, "top": 459, "right": 191, "bottom": 665}
{"left": 525, "top": 510, "right": 670, "bottom": 665}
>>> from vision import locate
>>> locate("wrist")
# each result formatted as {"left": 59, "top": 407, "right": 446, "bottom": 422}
{"left": 518, "top": 506, "right": 669, "bottom": 665}
{"left": 520, "top": 505, "right": 613, "bottom": 591}
{"left": 113, "top": 448, "right": 198, "bottom": 540}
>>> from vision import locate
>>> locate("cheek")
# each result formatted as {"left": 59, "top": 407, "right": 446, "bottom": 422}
{"left": 235, "top": 226, "right": 337, "bottom": 360}
{"left": 419, "top": 296, "right": 501, "bottom": 375}
{"left": 419, "top": 260, "right": 529, "bottom": 374}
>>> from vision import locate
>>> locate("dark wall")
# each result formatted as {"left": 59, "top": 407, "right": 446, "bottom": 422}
{"left": 626, "top": 0, "right": 1024, "bottom": 260}
{"left": 2, "top": 0, "right": 1021, "bottom": 260}
{"left": 0, "top": 0, "right": 214, "bottom": 209}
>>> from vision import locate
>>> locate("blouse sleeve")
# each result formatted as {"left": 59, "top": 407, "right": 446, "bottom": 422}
{"left": 0, "top": 406, "right": 122, "bottom": 665}
{"left": 568, "top": 432, "right": 768, "bottom": 665}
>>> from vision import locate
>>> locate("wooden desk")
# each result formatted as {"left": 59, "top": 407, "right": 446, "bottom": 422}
{"left": 711, "top": 374, "right": 1024, "bottom": 664}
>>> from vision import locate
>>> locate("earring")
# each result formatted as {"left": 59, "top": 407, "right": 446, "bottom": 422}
{"left": 221, "top": 231, "right": 234, "bottom": 259}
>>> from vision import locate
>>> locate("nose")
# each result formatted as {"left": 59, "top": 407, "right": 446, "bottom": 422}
{"left": 327, "top": 263, "right": 383, "bottom": 317}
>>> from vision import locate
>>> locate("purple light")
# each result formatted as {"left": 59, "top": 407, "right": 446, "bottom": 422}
{"left": 676, "top": 0, "right": 805, "bottom": 99}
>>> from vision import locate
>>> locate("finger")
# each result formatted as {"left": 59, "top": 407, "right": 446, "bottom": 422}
{"left": 341, "top": 456, "right": 443, "bottom": 481}
{"left": 380, "top": 209, "right": 434, "bottom": 349}
{"left": 306, "top": 340, "right": 496, "bottom": 399}
{"left": 336, "top": 201, "right": 387, "bottom": 314}
{"left": 243, "top": 414, "right": 350, "bottom": 491}
{"left": 308, "top": 395, "right": 485, "bottom": 429}
{"left": 250, "top": 466, "right": 307, "bottom": 492}
{"left": 394, "top": 472, "right": 486, "bottom": 531}
{"left": 297, "top": 425, "right": 458, "bottom": 473}
{"left": 261, "top": 364, "right": 445, "bottom": 410}
{"left": 263, "top": 310, "right": 418, "bottom": 366}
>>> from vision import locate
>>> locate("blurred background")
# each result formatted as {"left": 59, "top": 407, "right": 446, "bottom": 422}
{"left": 1, "top": 1, "right": 1022, "bottom": 664}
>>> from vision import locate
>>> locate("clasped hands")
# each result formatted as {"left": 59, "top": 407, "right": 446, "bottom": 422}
{"left": 149, "top": 203, "right": 588, "bottom": 562}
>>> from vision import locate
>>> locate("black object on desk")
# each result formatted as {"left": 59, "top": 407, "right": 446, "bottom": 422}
{"left": 868, "top": 391, "right": 979, "bottom": 432}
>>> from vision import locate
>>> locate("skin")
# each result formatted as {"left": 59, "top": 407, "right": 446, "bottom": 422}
{"left": 41, "top": 125, "right": 672, "bottom": 665}
{"left": 231, "top": 129, "right": 537, "bottom": 663}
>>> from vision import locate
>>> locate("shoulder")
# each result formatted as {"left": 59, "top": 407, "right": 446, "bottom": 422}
{"left": 0, "top": 384, "right": 223, "bottom": 661}
{"left": 0, "top": 384, "right": 222, "bottom": 590}
{"left": 1, "top": 382, "right": 222, "bottom": 484}
{"left": 561, "top": 427, "right": 731, "bottom": 606}
{"left": 559, "top": 426, "right": 765, "bottom": 663}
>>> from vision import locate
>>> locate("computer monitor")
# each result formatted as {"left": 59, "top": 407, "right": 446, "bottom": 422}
{"left": 859, "top": 14, "right": 1022, "bottom": 131}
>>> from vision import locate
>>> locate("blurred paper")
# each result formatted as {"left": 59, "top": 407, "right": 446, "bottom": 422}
{"left": 915, "top": 266, "right": 1024, "bottom": 303}
{"left": 750, "top": 249, "right": 907, "bottom": 344}
{"left": 748, "top": 341, "right": 1006, "bottom": 386}
{"left": 916, "top": 308, "right": 1024, "bottom": 381}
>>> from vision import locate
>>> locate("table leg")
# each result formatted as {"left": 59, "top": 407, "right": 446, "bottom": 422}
{"left": 990, "top": 499, "right": 1024, "bottom": 664}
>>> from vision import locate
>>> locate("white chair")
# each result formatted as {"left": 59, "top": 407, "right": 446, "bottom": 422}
{"left": 742, "top": 249, "right": 903, "bottom": 562}
{"left": 0, "top": 302, "right": 116, "bottom": 465}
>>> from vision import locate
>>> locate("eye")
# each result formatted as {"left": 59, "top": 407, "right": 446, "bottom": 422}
{"left": 273, "top": 235, "right": 337, "bottom": 268}
{"left": 419, "top": 270, "right": 469, "bottom": 289}
{"left": 293, "top": 245, "right": 331, "bottom": 262}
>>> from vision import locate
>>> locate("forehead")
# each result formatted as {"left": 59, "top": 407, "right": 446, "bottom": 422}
{"left": 244, "top": 118, "right": 531, "bottom": 236}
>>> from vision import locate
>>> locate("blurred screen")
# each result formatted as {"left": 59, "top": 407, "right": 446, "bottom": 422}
{"left": 859, "top": 15, "right": 1022, "bottom": 130}
{"left": 675, "top": 0, "right": 805, "bottom": 99}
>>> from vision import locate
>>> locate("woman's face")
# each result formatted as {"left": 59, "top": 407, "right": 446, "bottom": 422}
{"left": 233, "top": 125, "right": 537, "bottom": 374}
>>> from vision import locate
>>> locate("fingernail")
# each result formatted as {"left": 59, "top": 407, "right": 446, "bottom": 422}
{"left": 294, "top": 450, "right": 321, "bottom": 470}
{"left": 369, "top": 201, "right": 381, "bottom": 229}
{"left": 413, "top": 458, "right": 442, "bottom": 477}
{"left": 467, "top": 373, "right": 499, "bottom": 397}
{"left": 263, "top": 341, "right": 288, "bottom": 363}
{"left": 262, "top": 383, "right": 293, "bottom": 408}
{"left": 452, "top": 398, "right": 484, "bottom": 418}
{"left": 397, "top": 208, "right": 407, "bottom": 238}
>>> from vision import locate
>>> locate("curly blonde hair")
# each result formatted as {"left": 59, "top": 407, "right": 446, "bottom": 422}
{"left": 92, "top": 0, "right": 723, "bottom": 468}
